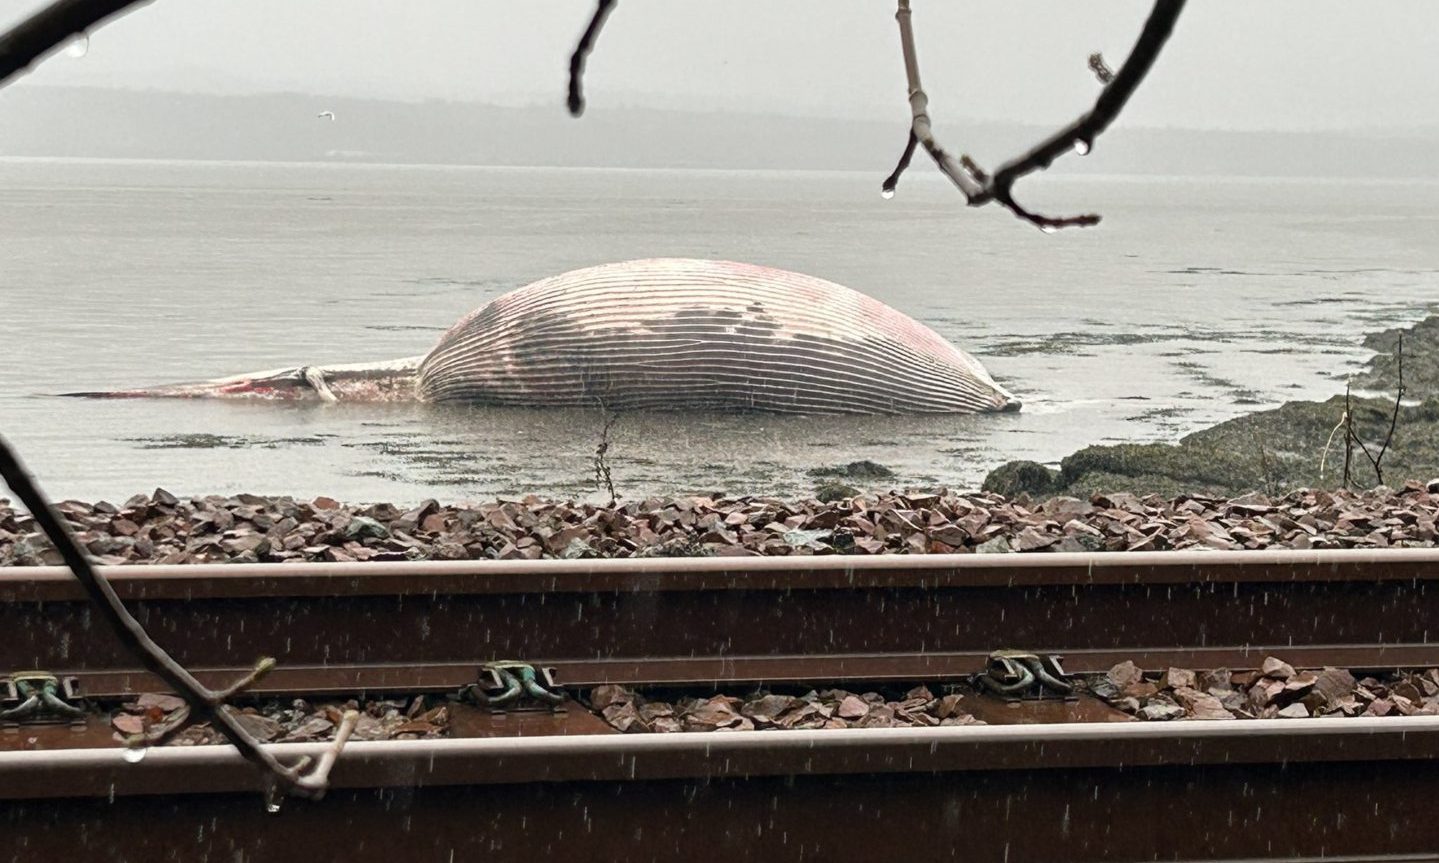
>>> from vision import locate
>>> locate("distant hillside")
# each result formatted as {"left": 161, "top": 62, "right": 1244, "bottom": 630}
{"left": 2, "top": 86, "right": 1437, "bottom": 178}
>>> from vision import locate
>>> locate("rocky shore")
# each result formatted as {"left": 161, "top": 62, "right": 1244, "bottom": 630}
{"left": 983, "top": 316, "right": 1439, "bottom": 500}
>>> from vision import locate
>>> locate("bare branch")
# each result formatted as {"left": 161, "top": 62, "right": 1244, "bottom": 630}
{"left": 887, "top": 0, "right": 985, "bottom": 200}
{"left": 0, "top": 0, "right": 152, "bottom": 87}
{"left": 880, "top": 130, "right": 918, "bottom": 196}
{"left": 1374, "top": 332, "right": 1404, "bottom": 484}
{"left": 1319, "top": 409, "right": 1346, "bottom": 482}
{"left": 975, "top": 0, "right": 1186, "bottom": 223}
{"left": 211, "top": 656, "right": 278, "bottom": 703}
{"left": 0, "top": 435, "right": 355, "bottom": 800}
{"left": 293, "top": 708, "right": 359, "bottom": 792}
{"left": 886, "top": 0, "right": 1187, "bottom": 230}
{"left": 594, "top": 406, "right": 620, "bottom": 506}
{"left": 567, "top": 0, "right": 617, "bottom": 117}
{"left": 1343, "top": 384, "right": 1355, "bottom": 489}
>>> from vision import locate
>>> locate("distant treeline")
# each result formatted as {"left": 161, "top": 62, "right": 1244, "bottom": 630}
{"left": 2, "top": 86, "right": 1437, "bottom": 178}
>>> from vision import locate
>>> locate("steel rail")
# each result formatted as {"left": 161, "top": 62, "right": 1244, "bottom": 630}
{"left": 6, "top": 716, "right": 1439, "bottom": 800}
{"left": 9, "top": 547, "right": 1439, "bottom": 600}
{"left": 7, "top": 548, "right": 1439, "bottom": 697}
{"left": 13, "top": 719, "right": 1439, "bottom": 861}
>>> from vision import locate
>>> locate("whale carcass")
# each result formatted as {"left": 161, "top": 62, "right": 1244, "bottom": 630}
{"left": 75, "top": 259, "right": 1020, "bottom": 415}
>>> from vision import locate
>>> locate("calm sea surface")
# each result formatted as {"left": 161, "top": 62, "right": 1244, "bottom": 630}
{"left": 2, "top": 159, "right": 1437, "bottom": 505}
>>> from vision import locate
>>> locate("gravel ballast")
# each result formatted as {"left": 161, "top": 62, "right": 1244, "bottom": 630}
{"left": 6, "top": 481, "right": 1439, "bottom": 566}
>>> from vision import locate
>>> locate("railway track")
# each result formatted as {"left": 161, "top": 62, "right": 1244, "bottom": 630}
{"left": 5, "top": 549, "right": 1439, "bottom": 862}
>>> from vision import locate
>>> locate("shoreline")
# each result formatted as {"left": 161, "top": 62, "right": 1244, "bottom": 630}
{"left": 6, "top": 319, "right": 1439, "bottom": 566}
{"left": 983, "top": 316, "right": 1439, "bottom": 500}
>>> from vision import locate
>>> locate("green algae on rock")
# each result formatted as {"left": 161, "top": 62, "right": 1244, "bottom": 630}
{"left": 984, "top": 316, "right": 1439, "bottom": 500}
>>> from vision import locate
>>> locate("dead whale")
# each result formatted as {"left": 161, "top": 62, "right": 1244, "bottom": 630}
{"left": 72, "top": 258, "right": 1020, "bottom": 415}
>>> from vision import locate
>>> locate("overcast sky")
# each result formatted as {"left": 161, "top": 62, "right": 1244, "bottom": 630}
{"left": 5, "top": 1, "right": 1438, "bottom": 131}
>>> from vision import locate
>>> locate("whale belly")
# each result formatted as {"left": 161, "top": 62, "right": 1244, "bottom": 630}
{"left": 416, "top": 258, "right": 1018, "bottom": 415}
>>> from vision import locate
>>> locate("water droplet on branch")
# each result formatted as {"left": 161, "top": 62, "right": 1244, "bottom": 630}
{"left": 121, "top": 746, "right": 147, "bottom": 763}
{"left": 64, "top": 34, "right": 90, "bottom": 58}
{"left": 1072, "top": 139, "right": 1091, "bottom": 156}
{"left": 880, "top": 187, "right": 895, "bottom": 200}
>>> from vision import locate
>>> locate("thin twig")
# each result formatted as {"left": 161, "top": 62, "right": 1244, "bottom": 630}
{"left": 567, "top": 0, "right": 617, "bottom": 117}
{"left": 886, "top": 0, "right": 1186, "bottom": 230}
{"left": 0, "top": 435, "right": 355, "bottom": 799}
{"left": 1319, "top": 411, "right": 1346, "bottom": 482}
{"left": 881, "top": 130, "right": 918, "bottom": 196}
{"left": 593, "top": 406, "right": 620, "bottom": 506}
{"left": 1346, "top": 395, "right": 1381, "bottom": 481}
{"left": 1343, "top": 384, "right": 1354, "bottom": 489}
{"left": 1253, "top": 431, "right": 1275, "bottom": 497}
{"left": 1373, "top": 332, "right": 1405, "bottom": 485}
{"left": 0, "top": 0, "right": 152, "bottom": 87}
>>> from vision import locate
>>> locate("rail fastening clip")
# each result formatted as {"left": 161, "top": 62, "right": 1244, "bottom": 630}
{"left": 973, "top": 651, "right": 1075, "bottom": 701}
{"left": 1, "top": 671, "right": 86, "bottom": 723}
{"left": 465, "top": 662, "right": 566, "bottom": 711}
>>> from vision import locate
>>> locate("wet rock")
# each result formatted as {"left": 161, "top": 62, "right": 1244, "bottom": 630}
{"left": 981, "top": 460, "right": 1058, "bottom": 498}
{"left": 1043, "top": 496, "right": 1095, "bottom": 523}
{"left": 344, "top": 516, "right": 389, "bottom": 540}
{"left": 1312, "top": 664, "right": 1352, "bottom": 704}
{"left": 1159, "top": 667, "right": 1197, "bottom": 691}
{"left": 1106, "top": 661, "right": 1144, "bottom": 690}
{"left": 134, "top": 693, "right": 186, "bottom": 713}
{"left": 227, "top": 709, "right": 283, "bottom": 741}
{"left": 1173, "top": 686, "right": 1234, "bottom": 720}
{"left": 682, "top": 697, "right": 748, "bottom": 732}
{"left": 111, "top": 713, "right": 146, "bottom": 736}
{"left": 856, "top": 705, "right": 896, "bottom": 728}
{"left": 1364, "top": 698, "right": 1396, "bottom": 717}
{"left": 1122, "top": 680, "right": 1160, "bottom": 700}
{"left": 1248, "top": 679, "right": 1285, "bottom": 711}
{"left": 602, "top": 701, "right": 647, "bottom": 733}
{"left": 1013, "top": 527, "right": 1058, "bottom": 552}
{"left": 279, "top": 715, "right": 334, "bottom": 742}
{"left": 1137, "top": 701, "right": 1186, "bottom": 721}
{"left": 1200, "top": 668, "right": 1233, "bottom": 693}
{"left": 836, "top": 695, "right": 869, "bottom": 720}
{"left": 1261, "top": 657, "right": 1296, "bottom": 680}
{"left": 742, "top": 694, "right": 799, "bottom": 725}
{"left": 934, "top": 693, "right": 967, "bottom": 719}
{"left": 808, "top": 461, "right": 896, "bottom": 481}
{"left": 1282, "top": 671, "right": 1318, "bottom": 700}
{"left": 814, "top": 481, "right": 860, "bottom": 503}
{"left": 974, "top": 536, "right": 1011, "bottom": 554}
